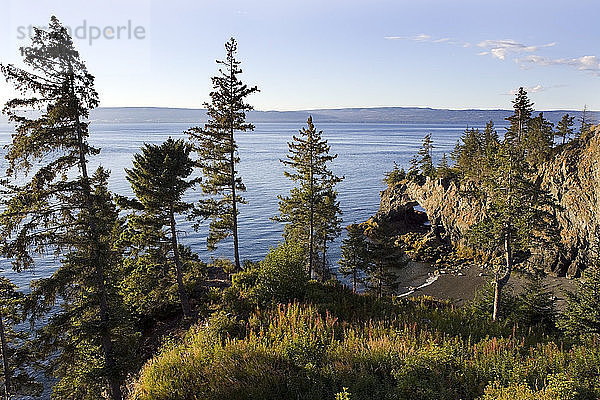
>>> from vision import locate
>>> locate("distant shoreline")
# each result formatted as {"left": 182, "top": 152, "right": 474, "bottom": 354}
{"left": 0, "top": 106, "right": 597, "bottom": 125}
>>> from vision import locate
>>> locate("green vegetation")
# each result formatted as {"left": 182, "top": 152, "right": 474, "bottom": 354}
{"left": 274, "top": 116, "right": 343, "bottom": 279}
{"left": 1, "top": 17, "right": 599, "bottom": 400}
{"left": 132, "top": 285, "right": 600, "bottom": 400}
{"left": 120, "top": 138, "right": 203, "bottom": 319}
{"left": 186, "top": 38, "right": 259, "bottom": 271}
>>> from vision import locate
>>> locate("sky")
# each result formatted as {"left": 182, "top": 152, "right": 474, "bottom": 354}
{"left": 0, "top": 0, "right": 598, "bottom": 111}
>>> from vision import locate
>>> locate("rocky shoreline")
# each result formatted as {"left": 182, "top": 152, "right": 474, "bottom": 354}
{"left": 378, "top": 125, "right": 600, "bottom": 278}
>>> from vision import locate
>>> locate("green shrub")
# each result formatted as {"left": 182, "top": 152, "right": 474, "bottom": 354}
{"left": 132, "top": 300, "right": 600, "bottom": 400}
{"left": 255, "top": 241, "right": 309, "bottom": 304}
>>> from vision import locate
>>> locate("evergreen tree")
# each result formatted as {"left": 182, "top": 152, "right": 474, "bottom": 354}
{"left": 578, "top": 105, "right": 594, "bottom": 140}
{"left": 362, "top": 219, "right": 403, "bottom": 297}
{"left": 436, "top": 153, "right": 454, "bottom": 180}
{"left": 468, "top": 91, "right": 557, "bottom": 321}
{"left": 0, "top": 18, "right": 131, "bottom": 399}
{"left": 453, "top": 127, "right": 483, "bottom": 179}
{"left": 121, "top": 138, "right": 202, "bottom": 319}
{"left": 516, "top": 272, "right": 556, "bottom": 330}
{"left": 555, "top": 114, "right": 575, "bottom": 145}
{"left": 338, "top": 224, "right": 370, "bottom": 293}
{"left": 186, "top": 38, "right": 258, "bottom": 271}
{"left": 274, "top": 116, "right": 343, "bottom": 279}
{"left": 315, "top": 188, "right": 343, "bottom": 278}
{"left": 416, "top": 134, "right": 436, "bottom": 178}
{"left": 383, "top": 162, "right": 406, "bottom": 186}
{"left": 525, "top": 112, "right": 554, "bottom": 165}
{"left": 482, "top": 120, "right": 500, "bottom": 156}
{"left": 467, "top": 143, "right": 556, "bottom": 321}
{"left": 559, "top": 262, "right": 600, "bottom": 337}
{"left": 0, "top": 278, "right": 41, "bottom": 399}
{"left": 505, "top": 87, "right": 534, "bottom": 145}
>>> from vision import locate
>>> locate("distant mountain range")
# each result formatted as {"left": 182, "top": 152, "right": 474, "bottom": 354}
{"left": 1, "top": 107, "right": 597, "bottom": 126}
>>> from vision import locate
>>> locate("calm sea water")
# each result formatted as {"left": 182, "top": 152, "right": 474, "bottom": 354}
{"left": 0, "top": 121, "right": 479, "bottom": 289}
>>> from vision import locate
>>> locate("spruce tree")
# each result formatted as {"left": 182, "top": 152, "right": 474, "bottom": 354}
{"left": 505, "top": 87, "right": 534, "bottom": 145}
{"left": 186, "top": 38, "right": 258, "bottom": 271}
{"left": 416, "top": 133, "right": 436, "bottom": 178}
{"left": 121, "top": 138, "right": 202, "bottom": 319}
{"left": 315, "top": 188, "right": 343, "bottom": 277}
{"left": 274, "top": 116, "right": 343, "bottom": 279}
{"left": 0, "top": 278, "right": 41, "bottom": 399}
{"left": 362, "top": 218, "right": 403, "bottom": 297}
{"left": 577, "top": 105, "right": 594, "bottom": 140}
{"left": 0, "top": 17, "right": 131, "bottom": 399}
{"left": 338, "top": 224, "right": 369, "bottom": 292}
{"left": 468, "top": 92, "right": 557, "bottom": 321}
{"left": 555, "top": 114, "right": 575, "bottom": 145}
{"left": 436, "top": 153, "right": 454, "bottom": 180}
{"left": 525, "top": 112, "right": 554, "bottom": 165}
{"left": 383, "top": 162, "right": 406, "bottom": 186}
{"left": 559, "top": 262, "right": 600, "bottom": 337}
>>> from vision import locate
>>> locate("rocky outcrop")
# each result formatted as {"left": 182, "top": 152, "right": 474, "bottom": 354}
{"left": 378, "top": 126, "right": 600, "bottom": 277}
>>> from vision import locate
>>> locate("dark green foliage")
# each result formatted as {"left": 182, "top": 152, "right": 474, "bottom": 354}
{"left": 559, "top": 263, "right": 600, "bottom": 337}
{"left": 578, "top": 105, "right": 594, "bottom": 140}
{"left": 362, "top": 218, "right": 404, "bottom": 297}
{"left": 338, "top": 224, "right": 370, "bottom": 292}
{"left": 121, "top": 138, "right": 203, "bottom": 319}
{"left": 452, "top": 121, "right": 499, "bottom": 182}
{"left": 516, "top": 272, "right": 556, "bottom": 330}
{"left": 186, "top": 38, "right": 258, "bottom": 270}
{"left": 555, "top": 114, "right": 575, "bottom": 145}
{"left": 505, "top": 87, "right": 534, "bottom": 145}
{"left": 274, "top": 116, "right": 343, "bottom": 279}
{"left": 468, "top": 276, "right": 556, "bottom": 332}
{"left": 467, "top": 89, "right": 558, "bottom": 321}
{"left": 436, "top": 153, "right": 455, "bottom": 180}
{"left": 0, "top": 17, "right": 130, "bottom": 399}
{"left": 417, "top": 133, "right": 436, "bottom": 178}
{"left": 30, "top": 169, "right": 138, "bottom": 400}
{"left": 0, "top": 278, "right": 41, "bottom": 399}
{"left": 525, "top": 112, "right": 554, "bottom": 165}
{"left": 256, "top": 241, "right": 309, "bottom": 304}
{"left": 383, "top": 162, "right": 406, "bottom": 186}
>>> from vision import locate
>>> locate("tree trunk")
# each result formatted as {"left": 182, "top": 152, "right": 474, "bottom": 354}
{"left": 70, "top": 72, "right": 123, "bottom": 400}
{"left": 321, "top": 237, "right": 328, "bottom": 280}
{"left": 352, "top": 271, "right": 357, "bottom": 293}
{"left": 230, "top": 144, "right": 241, "bottom": 271}
{"left": 308, "top": 169, "right": 314, "bottom": 280}
{"left": 169, "top": 207, "right": 192, "bottom": 319}
{"left": 493, "top": 231, "right": 513, "bottom": 321}
{"left": 0, "top": 314, "right": 10, "bottom": 400}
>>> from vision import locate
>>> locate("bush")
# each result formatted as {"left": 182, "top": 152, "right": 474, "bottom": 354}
{"left": 255, "top": 241, "right": 309, "bottom": 304}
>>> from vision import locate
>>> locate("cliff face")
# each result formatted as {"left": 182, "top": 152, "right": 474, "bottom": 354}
{"left": 378, "top": 126, "right": 600, "bottom": 277}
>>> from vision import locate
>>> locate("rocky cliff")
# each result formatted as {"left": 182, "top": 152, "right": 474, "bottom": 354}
{"left": 378, "top": 125, "right": 600, "bottom": 277}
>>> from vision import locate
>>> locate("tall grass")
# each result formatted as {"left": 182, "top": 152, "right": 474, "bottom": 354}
{"left": 131, "top": 288, "right": 600, "bottom": 400}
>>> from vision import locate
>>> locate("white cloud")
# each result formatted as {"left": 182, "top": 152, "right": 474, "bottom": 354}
{"left": 384, "top": 34, "right": 470, "bottom": 48}
{"left": 516, "top": 55, "right": 600, "bottom": 75}
{"left": 476, "top": 39, "right": 556, "bottom": 60}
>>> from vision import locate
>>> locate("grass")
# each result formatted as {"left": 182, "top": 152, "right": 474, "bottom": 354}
{"left": 130, "top": 282, "right": 600, "bottom": 400}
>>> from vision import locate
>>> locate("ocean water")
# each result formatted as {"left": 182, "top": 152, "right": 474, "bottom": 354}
{"left": 0, "top": 121, "right": 478, "bottom": 289}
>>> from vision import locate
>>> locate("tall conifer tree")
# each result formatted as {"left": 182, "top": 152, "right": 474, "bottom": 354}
{"left": 122, "top": 138, "right": 202, "bottom": 319}
{"left": 338, "top": 224, "right": 369, "bottom": 293}
{"left": 0, "top": 278, "right": 41, "bottom": 399}
{"left": 275, "top": 116, "right": 343, "bottom": 279}
{"left": 0, "top": 17, "right": 131, "bottom": 399}
{"left": 468, "top": 91, "right": 557, "bottom": 321}
{"left": 555, "top": 114, "right": 575, "bottom": 145}
{"left": 187, "top": 38, "right": 258, "bottom": 271}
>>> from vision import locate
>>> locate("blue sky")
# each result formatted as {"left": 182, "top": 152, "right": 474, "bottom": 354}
{"left": 0, "top": 0, "right": 598, "bottom": 110}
